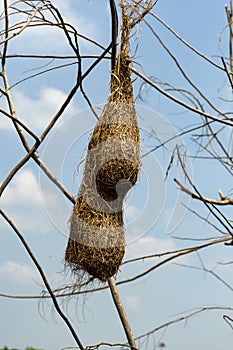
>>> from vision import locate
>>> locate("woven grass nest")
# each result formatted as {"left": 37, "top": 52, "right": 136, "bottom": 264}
{"left": 65, "top": 1, "right": 141, "bottom": 282}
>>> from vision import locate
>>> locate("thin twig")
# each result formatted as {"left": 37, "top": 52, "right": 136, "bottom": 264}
{"left": 130, "top": 66, "right": 233, "bottom": 127}
{"left": 174, "top": 178, "right": 233, "bottom": 205}
{"left": 0, "top": 236, "right": 231, "bottom": 300}
{"left": 85, "top": 341, "right": 135, "bottom": 349}
{"left": 0, "top": 44, "right": 112, "bottom": 197}
{"left": 0, "top": 108, "right": 39, "bottom": 141}
{"left": 136, "top": 306, "right": 233, "bottom": 341}
{"left": 5, "top": 54, "right": 110, "bottom": 60}
{"left": 175, "top": 262, "right": 233, "bottom": 293}
{"left": 144, "top": 19, "right": 228, "bottom": 119}
{"left": 221, "top": 56, "right": 233, "bottom": 89}
{"left": 225, "top": 3, "right": 233, "bottom": 73}
{"left": 109, "top": 0, "right": 118, "bottom": 71}
{"left": 176, "top": 150, "right": 233, "bottom": 235}
{"left": 223, "top": 314, "right": 233, "bottom": 330}
{"left": 149, "top": 12, "right": 224, "bottom": 71}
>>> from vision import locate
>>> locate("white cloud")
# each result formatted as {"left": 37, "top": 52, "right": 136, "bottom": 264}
{"left": 124, "top": 235, "right": 190, "bottom": 275}
{"left": 14, "top": 87, "right": 75, "bottom": 131}
{"left": 2, "top": 169, "right": 41, "bottom": 205}
{"left": 12, "top": 25, "right": 68, "bottom": 55}
{"left": 1, "top": 169, "right": 57, "bottom": 233}
{"left": 124, "top": 204, "right": 140, "bottom": 221}
{"left": 8, "top": 0, "right": 100, "bottom": 54}
{"left": 0, "top": 260, "right": 38, "bottom": 285}
{"left": 125, "top": 294, "right": 141, "bottom": 311}
{"left": 126, "top": 236, "right": 175, "bottom": 261}
{"left": 1, "top": 87, "right": 76, "bottom": 132}
{"left": 50, "top": 0, "right": 99, "bottom": 38}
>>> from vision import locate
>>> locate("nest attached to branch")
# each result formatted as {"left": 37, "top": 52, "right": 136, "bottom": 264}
{"left": 65, "top": 1, "right": 141, "bottom": 282}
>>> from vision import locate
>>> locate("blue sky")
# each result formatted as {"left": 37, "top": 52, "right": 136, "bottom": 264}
{"left": 1, "top": 1, "right": 233, "bottom": 349}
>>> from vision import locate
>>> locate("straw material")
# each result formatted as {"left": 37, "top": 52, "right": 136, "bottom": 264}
{"left": 65, "top": 1, "right": 140, "bottom": 282}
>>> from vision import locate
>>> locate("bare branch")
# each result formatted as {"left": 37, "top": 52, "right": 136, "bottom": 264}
{"left": 0, "top": 108, "right": 39, "bottom": 141}
{"left": 0, "top": 235, "right": 232, "bottom": 301}
{"left": 149, "top": 12, "right": 224, "bottom": 71}
{"left": 221, "top": 56, "right": 233, "bottom": 89}
{"left": 176, "top": 149, "right": 233, "bottom": 234}
{"left": 109, "top": 0, "right": 118, "bottom": 71}
{"left": 0, "top": 2, "right": 47, "bottom": 47}
{"left": 223, "top": 314, "right": 233, "bottom": 330}
{"left": 174, "top": 178, "right": 233, "bottom": 205}
{"left": 0, "top": 44, "right": 112, "bottom": 197}
{"left": 136, "top": 306, "right": 233, "bottom": 341}
{"left": 174, "top": 262, "right": 233, "bottom": 293}
{"left": 144, "top": 19, "right": 228, "bottom": 119}
{"left": 130, "top": 66, "right": 233, "bottom": 127}
{"left": 225, "top": 3, "right": 233, "bottom": 73}
{"left": 5, "top": 54, "right": 110, "bottom": 60}
{"left": 85, "top": 341, "right": 134, "bottom": 349}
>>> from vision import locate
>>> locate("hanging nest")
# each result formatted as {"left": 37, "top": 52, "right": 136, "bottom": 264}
{"left": 64, "top": 1, "right": 143, "bottom": 282}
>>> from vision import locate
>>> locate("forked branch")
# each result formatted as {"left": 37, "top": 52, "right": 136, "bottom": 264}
{"left": 174, "top": 178, "right": 233, "bottom": 206}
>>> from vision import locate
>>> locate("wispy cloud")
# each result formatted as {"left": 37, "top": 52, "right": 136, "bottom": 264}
{"left": 126, "top": 235, "right": 175, "bottom": 261}
{"left": 124, "top": 294, "right": 141, "bottom": 311}
{"left": 1, "top": 169, "right": 57, "bottom": 233}
{"left": 124, "top": 204, "right": 140, "bottom": 221}
{"left": 8, "top": 0, "right": 100, "bottom": 55}
{"left": 1, "top": 87, "right": 76, "bottom": 132}
{"left": 2, "top": 169, "right": 41, "bottom": 206}
{"left": 0, "top": 260, "right": 38, "bottom": 285}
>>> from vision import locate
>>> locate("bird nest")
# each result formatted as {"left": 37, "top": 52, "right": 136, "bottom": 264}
{"left": 64, "top": 1, "right": 141, "bottom": 282}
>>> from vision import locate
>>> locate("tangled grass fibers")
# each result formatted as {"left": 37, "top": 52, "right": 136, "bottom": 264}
{"left": 65, "top": 1, "right": 140, "bottom": 282}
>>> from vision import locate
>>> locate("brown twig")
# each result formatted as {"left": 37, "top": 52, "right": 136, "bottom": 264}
{"left": 109, "top": 0, "right": 118, "bottom": 71}
{"left": 174, "top": 262, "right": 233, "bottom": 293}
{"left": 174, "top": 178, "right": 233, "bottom": 205}
{"left": 0, "top": 236, "right": 231, "bottom": 301}
{"left": 221, "top": 56, "right": 233, "bottom": 89}
{"left": 0, "top": 108, "right": 39, "bottom": 141}
{"left": 130, "top": 66, "right": 233, "bottom": 127}
{"left": 0, "top": 43, "right": 112, "bottom": 197}
{"left": 144, "top": 19, "right": 228, "bottom": 119}
{"left": 225, "top": 3, "right": 233, "bottom": 74}
{"left": 136, "top": 306, "right": 233, "bottom": 341}
{"left": 223, "top": 314, "right": 233, "bottom": 330}
{"left": 148, "top": 12, "right": 224, "bottom": 71}
{"left": 85, "top": 341, "right": 135, "bottom": 349}
{"left": 175, "top": 150, "right": 233, "bottom": 235}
